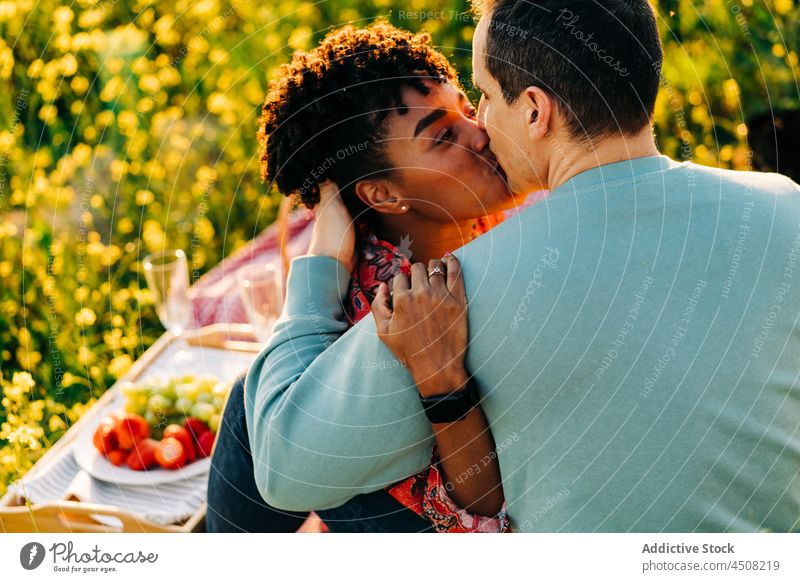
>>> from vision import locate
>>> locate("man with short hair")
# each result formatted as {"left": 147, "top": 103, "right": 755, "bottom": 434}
{"left": 245, "top": 0, "right": 800, "bottom": 531}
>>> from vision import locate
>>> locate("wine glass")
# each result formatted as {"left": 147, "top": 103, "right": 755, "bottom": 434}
{"left": 143, "top": 249, "right": 192, "bottom": 362}
{"left": 237, "top": 262, "right": 283, "bottom": 343}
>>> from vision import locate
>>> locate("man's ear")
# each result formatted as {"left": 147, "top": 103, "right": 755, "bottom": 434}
{"left": 354, "top": 179, "right": 409, "bottom": 215}
{"left": 522, "top": 86, "right": 553, "bottom": 142}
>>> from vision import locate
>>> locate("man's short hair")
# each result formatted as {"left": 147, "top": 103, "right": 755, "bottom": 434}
{"left": 474, "top": 0, "right": 663, "bottom": 141}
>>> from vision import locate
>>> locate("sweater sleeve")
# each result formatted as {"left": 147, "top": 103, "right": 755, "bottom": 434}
{"left": 244, "top": 255, "right": 435, "bottom": 511}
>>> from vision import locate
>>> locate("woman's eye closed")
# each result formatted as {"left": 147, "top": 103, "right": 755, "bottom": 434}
{"left": 435, "top": 128, "right": 454, "bottom": 145}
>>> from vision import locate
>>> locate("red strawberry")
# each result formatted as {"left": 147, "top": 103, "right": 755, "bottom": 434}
{"left": 195, "top": 431, "right": 215, "bottom": 458}
{"left": 163, "top": 424, "right": 196, "bottom": 463}
{"left": 154, "top": 437, "right": 187, "bottom": 470}
{"left": 125, "top": 438, "right": 159, "bottom": 471}
{"left": 93, "top": 418, "right": 119, "bottom": 455}
{"left": 183, "top": 417, "right": 209, "bottom": 441}
{"left": 106, "top": 449, "right": 127, "bottom": 467}
{"left": 116, "top": 413, "right": 151, "bottom": 450}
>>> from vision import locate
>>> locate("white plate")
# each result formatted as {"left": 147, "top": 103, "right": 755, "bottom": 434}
{"left": 73, "top": 409, "right": 211, "bottom": 486}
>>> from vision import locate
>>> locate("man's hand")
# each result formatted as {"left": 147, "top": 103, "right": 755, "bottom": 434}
{"left": 372, "top": 254, "right": 470, "bottom": 397}
{"left": 307, "top": 180, "right": 356, "bottom": 273}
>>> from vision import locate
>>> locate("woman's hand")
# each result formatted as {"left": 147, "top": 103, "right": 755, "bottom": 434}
{"left": 372, "top": 254, "right": 469, "bottom": 397}
{"left": 373, "top": 255, "right": 505, "bottom": 517}
{"left": 308, "top": 181, "right": 356, "bottom": 273}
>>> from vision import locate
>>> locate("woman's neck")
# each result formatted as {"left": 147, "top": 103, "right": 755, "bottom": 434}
{"left": 374, "top": 212, "right": 477, "bottom": 264}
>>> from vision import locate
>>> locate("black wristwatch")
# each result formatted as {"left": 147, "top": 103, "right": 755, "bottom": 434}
{"left": 419, "top": 380, "right": 480, "bottom": 424}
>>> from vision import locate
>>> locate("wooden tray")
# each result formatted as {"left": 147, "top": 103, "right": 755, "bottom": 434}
{"left": 0, "top": 324, "right": 262, "bottom": 533}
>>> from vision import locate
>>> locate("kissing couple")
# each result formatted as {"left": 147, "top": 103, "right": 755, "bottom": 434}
{"left": 207, "top": 0, "right": 800, "bottom": 533}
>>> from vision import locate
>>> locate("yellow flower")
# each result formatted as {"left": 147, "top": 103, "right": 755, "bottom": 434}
{"left": 71, "top": 32, "right": 93, "bottom": 52}
{"left": 0, "top": 1, "right": 18, "bottom": 23}
{"left": 53, "top": 6, "right": 74, "bottom": 28}
{"left": 196, "top": 165, "right": 218, "bottom": 183}
{"left": 5, "top": 426, "right": 41, "bottom": 450}
{"left": 49, "top": 415, "right": 67, "bottom": 432}
{"left": 67, "top": 402, "right": 88, "bottom": 423}
{"left": 104, "top": 328, "right": 123, "bottom": 350}
{"left": 77, "top": 346, "right": 94, "bottom": 366}
{"left": 78, "top": 9, "right": 105, "bottom": 30}
{"left": 143, "top": 220, "right": 166, "bottom": 251}
{"left": 108, "top": 355, "right": 133, "bottom": 378}
{"left": 38, "top": 105, "right": 58, "bottom": 125}
{"left": 722, "top": 79, "right": 740, "bottom": 110}
{"left": 288, "top": 26, "right": 312, "bottom": 51}
{"left": 0, "top": 46, "right": 12, "bottom": 79}
{"left": 70, "top": 75, "right": 89, "bottom": 94}
{"left": 138, "top": 74, "right": 161, "bottom": 93}
{"left": 135, "top": 189, "right": 154, "bottom": 206}
{"left": 12, "top": 372, "right": 35, "bottom": 392}
{"left": 207, "top": 92, "right": 231, "bottom": 115}
{"left": 74, "top": 308, "right": 97, "bottom": 326}
{"left": 110, "top": 159, "right": 128, "bottom": 182}
{"left": 18, "top": 327, "right": 32, "bottom": 347}
{"left": 16, "top": 349, "right": 41, "bottom": 370}
{"left": 96, "top": 110, "right": 114, "bottom": 127}
{"left": 59, "top": 53, "right": 78, "bottom": 76}
{"left": 775, "top": 0, "right": 792, "bottom": 15}
{"left": 117, "top": 110, "right": 138, "bottom": 136}
{"left": 194, "top": 218, "right": 215, "bottom": 244}
{"left": 118, "top": 217, "right": 134, "bottom": 234}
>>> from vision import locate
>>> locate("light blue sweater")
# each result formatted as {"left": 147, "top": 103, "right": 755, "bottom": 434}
{"left": 245, "top": 155, "right": 800, "bottom": 531}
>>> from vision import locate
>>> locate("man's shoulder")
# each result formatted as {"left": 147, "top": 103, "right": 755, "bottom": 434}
{"left": 682, "top": 162, "right": 800, "bottom": 195}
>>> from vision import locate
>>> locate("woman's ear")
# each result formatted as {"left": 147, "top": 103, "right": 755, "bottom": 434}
{"left": 354, "top": 179, "right": 410, "bottom": 215}
{"left": 522, "top": 86, "right": 552, "bottom": 142}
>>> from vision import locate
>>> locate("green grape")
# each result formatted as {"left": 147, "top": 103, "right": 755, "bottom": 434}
{"left": 174, "top": 397, "right": 194, "bottom": 415}
{"left": 144, "top": 410, "right": 159, "bottom": 426}
{"left": 147, "top": 394, "right": 174, "bottom": 415}
{"left": 175, "top": 382, "right": 202, "bottom": 402}
{"left": 191, "top": 402, "right": 216, "bottom": 423}
{"left": 195, "top": 375, "right": 218, "bottom": 394}
{"left": 208, "top": 413, "right": 221, "bottom": 434}
{"left": 196, "top": 391, "right": 214, "bottom": 404}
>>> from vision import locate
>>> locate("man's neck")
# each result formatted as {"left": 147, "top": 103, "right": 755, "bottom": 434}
{"left": 547, "top": 127, "right": 660, "bottom": 191}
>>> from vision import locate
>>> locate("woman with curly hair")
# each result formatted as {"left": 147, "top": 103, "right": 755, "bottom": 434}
{"left": 207, "top": 21, "right": 530, "bottom": 533}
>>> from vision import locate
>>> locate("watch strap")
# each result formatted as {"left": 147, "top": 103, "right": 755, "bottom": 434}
{"left": 419, "top": 380, "right": 479, "bottom": 424}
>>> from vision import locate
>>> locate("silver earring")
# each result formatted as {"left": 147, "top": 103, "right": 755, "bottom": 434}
{"left": 401, "top": 204, "right": 409, "bottom": 212}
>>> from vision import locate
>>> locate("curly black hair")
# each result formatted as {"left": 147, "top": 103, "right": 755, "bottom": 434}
{"left": 258, "top": 22, "right": 458, "bottom": 216}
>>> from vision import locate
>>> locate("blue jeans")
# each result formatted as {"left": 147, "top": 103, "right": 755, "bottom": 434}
{"left": 206, "top": 377, "right": 432, "bottom": 532}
